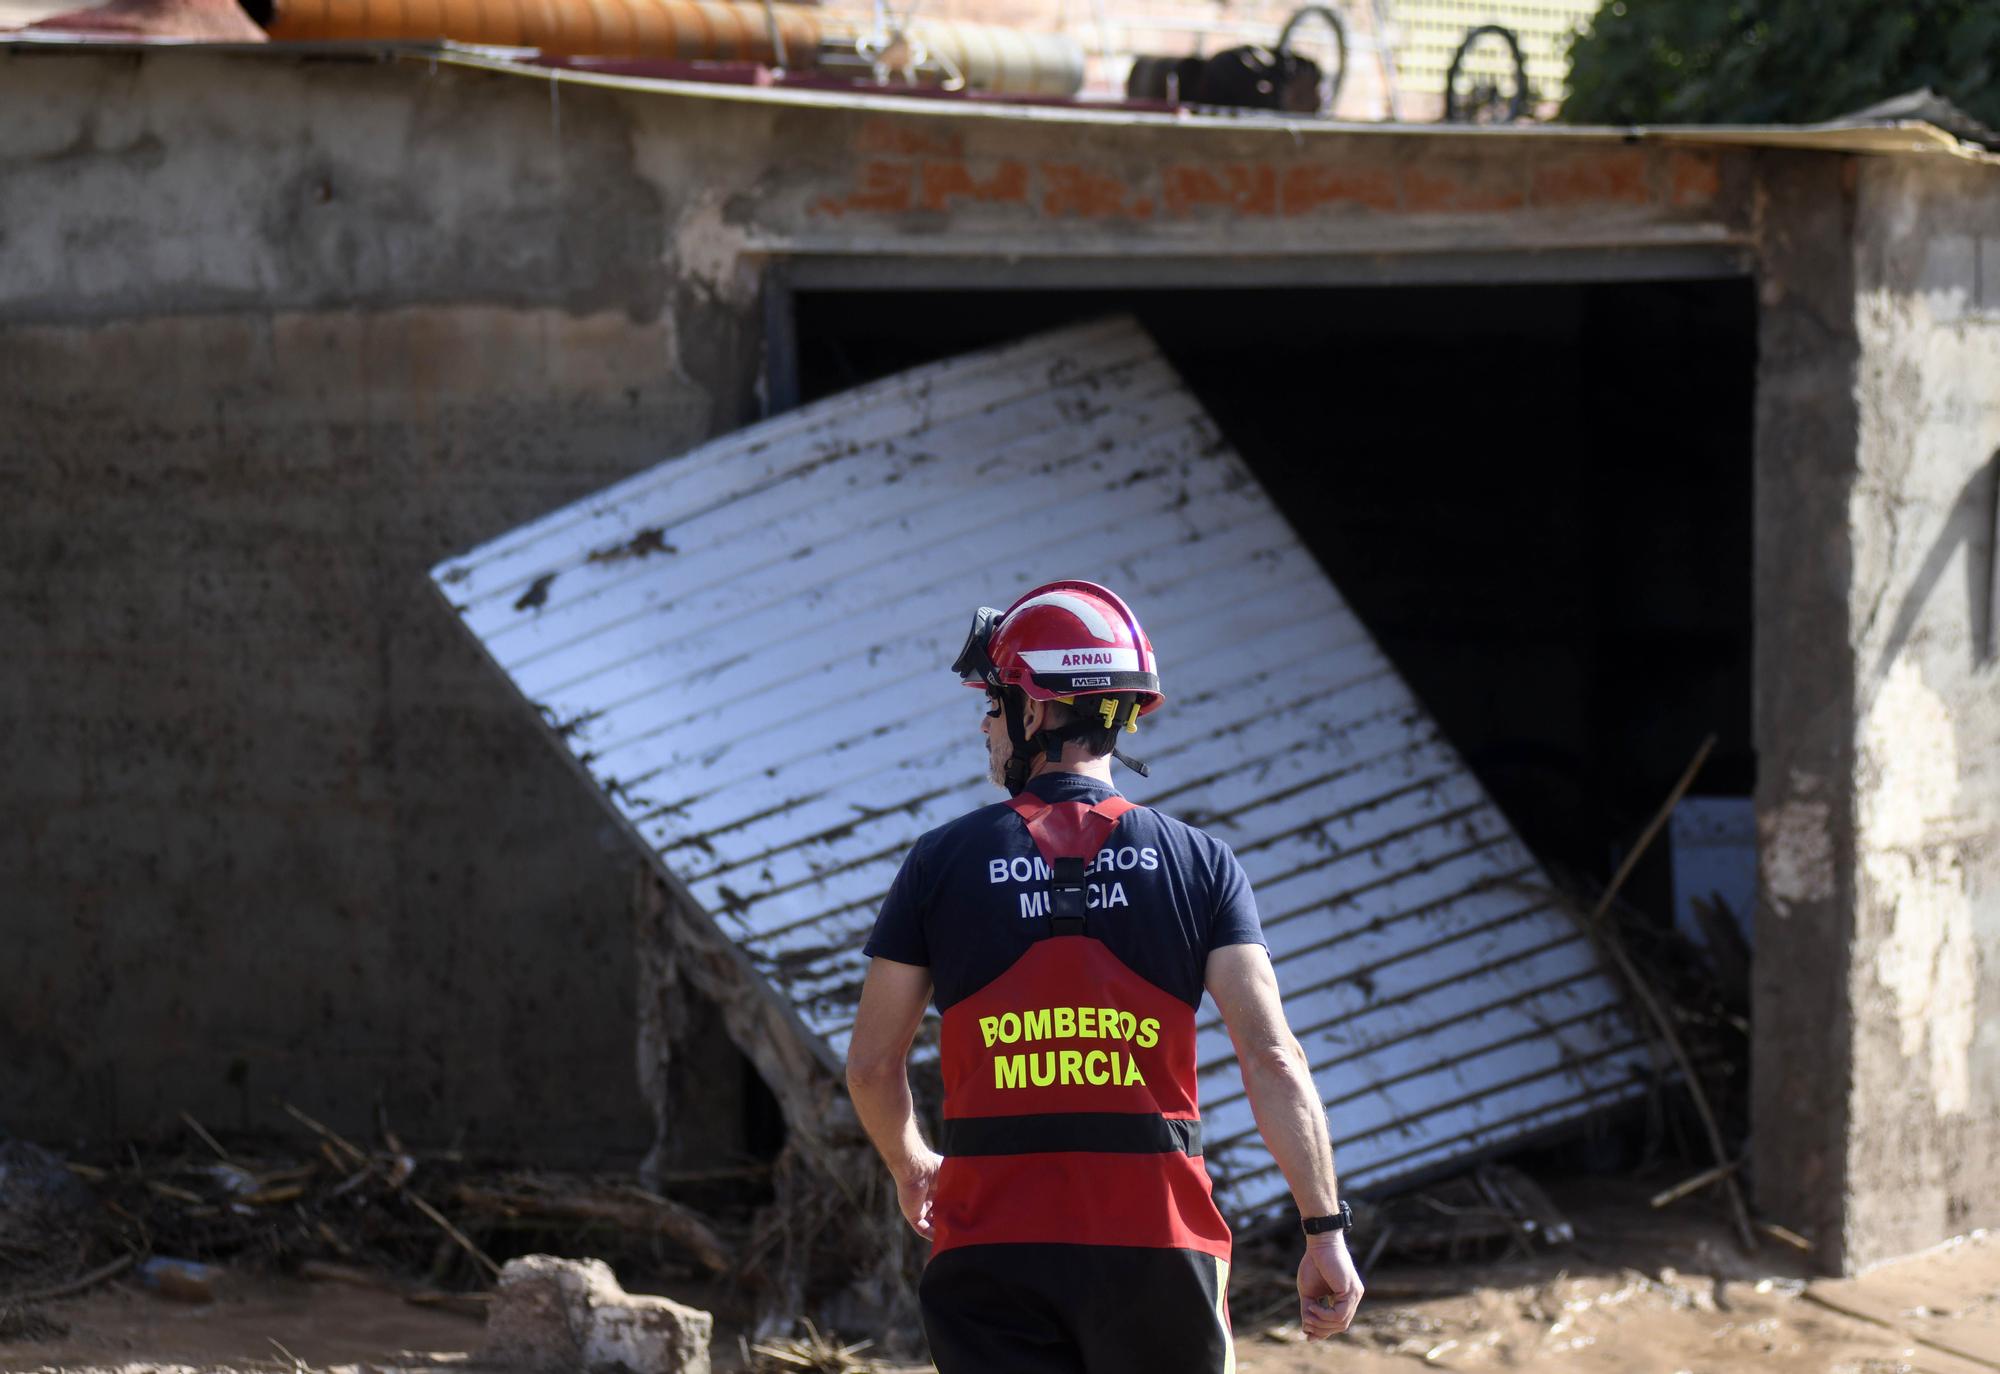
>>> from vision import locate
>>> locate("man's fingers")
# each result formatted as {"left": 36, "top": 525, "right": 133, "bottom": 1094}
{"left": 1327, "top": 1288, "right": 1361, "bottom": 1332}
{"left": 1299, "top": 1288, "right": 1360, "bottom": 1339}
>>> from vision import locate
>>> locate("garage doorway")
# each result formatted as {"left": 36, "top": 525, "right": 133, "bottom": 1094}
{"left": 784, "top": 278, "right": 1757, "bottom": 925}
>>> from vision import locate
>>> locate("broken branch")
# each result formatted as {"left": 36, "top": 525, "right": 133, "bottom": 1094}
{"left": 1649, "top": 1159, "right": 1740, "bottom": 1209}
{"left": 1, "top": 1251, "right": 138, "bottom": 1305}
{"left": 452, "top": 1183, "right": 732, "bottom": 1274}
{"left": 403, "top": 1191, "right": 501, "bottom": 1280}
{"left": 179, "top": 1111, "right": 233, "bottom": 1163}
{"left": 279, "top": 1102, "right": 368, "bottom": 1167}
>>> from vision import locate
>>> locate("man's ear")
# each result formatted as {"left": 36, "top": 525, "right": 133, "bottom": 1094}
{"left": 1020, "top": 697, "right": 1045, "bottom": 736}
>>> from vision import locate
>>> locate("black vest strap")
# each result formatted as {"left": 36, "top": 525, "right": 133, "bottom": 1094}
{"left": 941, "top": 1112, "right": 1203, "bottom": 1157}
{"left": 1007, "top": 793, "right": 1139, "bottom": 942}
{"left": 1048, "top": 855, "right": 1089, "bottom": 936}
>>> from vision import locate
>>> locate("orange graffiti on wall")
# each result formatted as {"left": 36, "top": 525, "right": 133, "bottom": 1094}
{"left": 809, "top": 141, "right": 1719, "bottom": 223}
{"left": 920, "top": 159, "right": 1031, "bottom": 212}
{"left": 1041, "top": 163, "right": 1153, "bottom": 219}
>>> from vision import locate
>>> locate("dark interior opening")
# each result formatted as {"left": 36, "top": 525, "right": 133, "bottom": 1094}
{"left": 791, "top": 280, "right": 1757, "bottom": 925}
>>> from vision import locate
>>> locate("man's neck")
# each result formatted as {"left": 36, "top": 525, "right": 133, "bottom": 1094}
{"left": 1029, "top": 753, "right": 1115, "bottom": 787}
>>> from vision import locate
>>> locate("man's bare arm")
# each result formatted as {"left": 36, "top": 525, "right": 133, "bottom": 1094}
{"left": 1206, "top": 942, "right": 1338, "bottom": 1210}
{"left": 844, "top": 955, "right": 944, "bottom": 1238}
{"left": 1205, "top": 941, "right": 1362, "bottom": 1337}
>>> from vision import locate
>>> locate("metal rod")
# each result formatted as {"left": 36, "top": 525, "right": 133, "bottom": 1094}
{"left": 760, "top": 0, "right": 788, "bottom": 69}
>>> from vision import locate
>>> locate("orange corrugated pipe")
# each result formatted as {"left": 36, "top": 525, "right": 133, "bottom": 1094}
{"left": 266, "top": 0, "right": 821, "bottom": 63}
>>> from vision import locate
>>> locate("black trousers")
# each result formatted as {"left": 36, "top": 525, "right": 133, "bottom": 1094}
{"left": 920, "top": 1244, "right": 1233, "bottom": 1374}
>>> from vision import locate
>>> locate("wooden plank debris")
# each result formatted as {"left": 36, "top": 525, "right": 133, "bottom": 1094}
{"left": 453, "top": 1182, "right": 731, "bottom": 1275}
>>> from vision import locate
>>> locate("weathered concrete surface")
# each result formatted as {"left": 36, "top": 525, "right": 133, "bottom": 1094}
{"left": 484, "top": 1254, "right": 712, "bottom": 1374}
{"left": 0, "top": 50, "right": 760, "bottom": 1153}
{"left": 1748, "top": 151, "right": 1863, "bottom": 1271}
{"left": 1750, "top": 149, "right": 2000, "bottom": 1274}
{"left": 754, "top": 99, "right": 1749, "bottom": 254}
{"left": 1839, "top": 155, "right": 2000, "bottom": 1268}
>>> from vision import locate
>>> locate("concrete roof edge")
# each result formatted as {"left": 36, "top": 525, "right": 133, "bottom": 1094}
{"left": 5, "top": 33, "right": 1998, "bottom": 165}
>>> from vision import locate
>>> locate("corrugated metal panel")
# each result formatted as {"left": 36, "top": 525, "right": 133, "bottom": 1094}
{"left": 431, "top": 317, "right": 1651, "bottom": 1218}
{"left": 418, "top": 48, "right": 2000, "bottom": 164}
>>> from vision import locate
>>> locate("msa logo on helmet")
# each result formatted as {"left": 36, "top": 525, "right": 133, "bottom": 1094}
{"left": 1071, "top": 675, "right": 1112, "bottom": 687}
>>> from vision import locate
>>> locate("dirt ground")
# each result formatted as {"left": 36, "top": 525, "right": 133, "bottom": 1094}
{"left": 3, "top": 1181, "right": 1993, "bottom": 1374}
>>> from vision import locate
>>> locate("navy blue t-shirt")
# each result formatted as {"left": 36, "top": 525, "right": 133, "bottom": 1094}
{"left": 863, "top": 771, "right": 1265, "bottom": 1011}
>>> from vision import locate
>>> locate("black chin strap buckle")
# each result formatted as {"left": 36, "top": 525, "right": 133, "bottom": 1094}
{"left": 1003, "top": 754, "right": 1034, "bottom": 797}
{"left": 1049, "top": 856, "right": 1088, "bottom": 936}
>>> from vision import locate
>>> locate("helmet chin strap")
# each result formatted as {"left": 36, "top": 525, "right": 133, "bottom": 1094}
{"left": 1000, "top": 692, "right": 1036, "bottom": 797}
{"left": 1001, "top": 695, "right": 1149, "bottom": 794}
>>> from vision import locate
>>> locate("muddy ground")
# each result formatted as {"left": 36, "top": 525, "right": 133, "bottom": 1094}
{"left": 3, "top": 1180, "right": 1992, "bottom": 1374}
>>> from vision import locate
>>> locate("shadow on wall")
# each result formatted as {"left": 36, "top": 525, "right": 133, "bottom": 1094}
{"left": 1868, "top": 448, "right": 2000, "bottom": 686}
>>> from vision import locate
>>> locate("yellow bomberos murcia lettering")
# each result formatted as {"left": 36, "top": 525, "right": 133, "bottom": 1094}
{"left": 994, "top": 1049, "right": 1146, "bottom": 1089}
{"left": 978, "top": 1007, "right": 1160, "bottom": 1048}
{"left": 977, "top": 1004, "right": 1161, "bottom": 1090}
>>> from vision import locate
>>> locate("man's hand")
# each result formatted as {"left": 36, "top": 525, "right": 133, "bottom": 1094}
{"left": 1297, "top": 1233, "right": 1363, "bottom": 1338}
{"left": 894, "top": 1146, "right": 944, "bottom": 1239}
{"left": 847, "top": 957, "right": 944, "bottom": 1243}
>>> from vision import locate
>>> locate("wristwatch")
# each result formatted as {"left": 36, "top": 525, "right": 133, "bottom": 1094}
{"left": 1300, "top": 1201, "right": 1353, "bottom": 1235}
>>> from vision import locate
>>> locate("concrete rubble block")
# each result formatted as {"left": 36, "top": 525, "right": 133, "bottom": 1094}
{"left": 483, "top": 1254, "right": 712, "bottom": 1374}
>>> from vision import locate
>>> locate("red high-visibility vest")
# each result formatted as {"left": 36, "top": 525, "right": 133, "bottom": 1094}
{"left": 927, "top": 792, "right": 1232, "bottom": 1260}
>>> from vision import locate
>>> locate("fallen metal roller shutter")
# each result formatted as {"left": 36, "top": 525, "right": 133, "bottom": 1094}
{"left": 432, "top": 317, "right": 1652, "bottom": 1221}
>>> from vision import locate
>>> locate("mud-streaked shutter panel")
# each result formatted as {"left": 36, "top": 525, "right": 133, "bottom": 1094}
{"left": 432, "top": 318, "right": 1649, "bottom": 1218}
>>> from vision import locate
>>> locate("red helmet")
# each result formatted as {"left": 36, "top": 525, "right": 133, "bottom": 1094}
{"left": 953, "top": 580, "right": 1164, "bottom": 715}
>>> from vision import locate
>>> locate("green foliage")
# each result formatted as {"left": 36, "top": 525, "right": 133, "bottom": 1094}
{"left": 1562, "top": 0, "right": 2000, "bottom": 129}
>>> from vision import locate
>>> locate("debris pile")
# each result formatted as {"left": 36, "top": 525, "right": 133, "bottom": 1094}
{"left": 0, "top": 1138, "right": 100, "bottom": 1291}
{"left": 1557, "top": 737, "right": 1758, "bottom": 1247}
{"left": 1354, "top": 1165, "right": 1575, "bottom": 1270}
{"left": 0, "top": 1104, "right": 759, "bottom": 1319}
{"left": 742, "top": 1318, "right": 930, "bottom": 1374}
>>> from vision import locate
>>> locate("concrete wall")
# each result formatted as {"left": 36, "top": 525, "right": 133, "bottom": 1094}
{"left": 0, "top": 48, "right": 765, "bottom": 1155}
{"left": 0, "top": 44, "right": 1758, "bottom": 1157}
{"left": 1753, "top": 149, "right": 2000, "bottom": 1272}
{"left": 1837, "top": 155, "right": 2000, "bottom": 1267}
{"left": 1749, "top": 152, "right": 1864, "bottom": 1268}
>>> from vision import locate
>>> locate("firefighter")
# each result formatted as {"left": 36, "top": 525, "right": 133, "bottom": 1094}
{"left": 846, "top": 580, "right": 1363, "bottom": 1373}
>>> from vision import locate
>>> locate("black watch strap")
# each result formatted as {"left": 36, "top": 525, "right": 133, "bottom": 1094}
{"left": 1300, "top": 1200, "right": 1353, "bottom": 1234}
